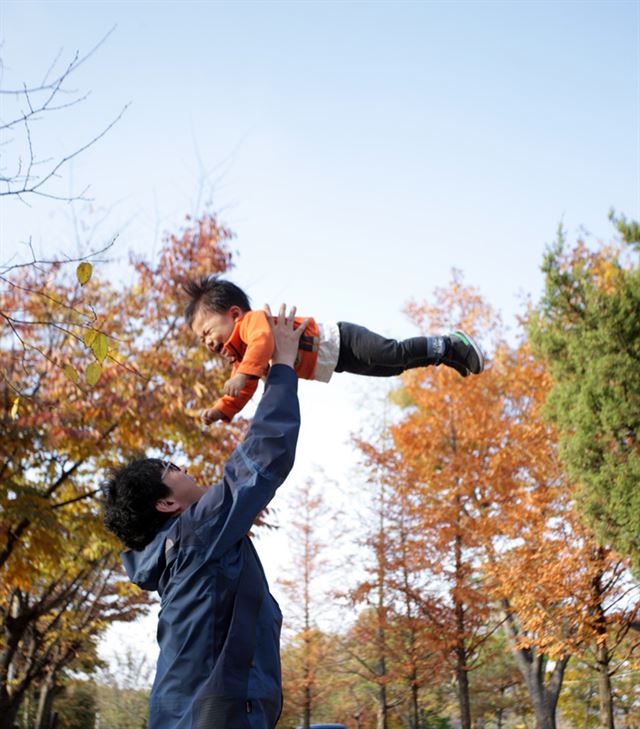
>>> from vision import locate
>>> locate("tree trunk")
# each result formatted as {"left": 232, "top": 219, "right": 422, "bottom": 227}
{"left": 375, "top": 623, "right": 388, "bottom": 729}
{"left": 301, "top": 625, "right": 311, "bottom": 729}
{"left": 409, "top": 673, "right": 419, "bottom": 729}
{"left": 398, "top": 518, "right": 421, "bottom": 729}
{"left": 0, "top": 674, "right": 26, "bottom": 729}
{"left": 302, "top": 520, "right": 312, "bottom": 729}
{"left": 0, "top": 597, "right": 31, "bottom": 729}
{"left": 302, "top": 678, "right": 311, "bottom": 729}
{"left": 375, "top": 479, "right": 388, "bottom": 729}
{"left": 454, "top": 524, "right": 471, "bottom": 729}
{"left": 502, "top": 601, "right": 569, "bottom": 729}
{"left": 590, "top": 558, "right": 615, "bottom": 729}
{"left": 455, "top": 645, "right": 472, "bottom": 729}
{"left": 376, "top": 679, "right": 388, "bottom": 729}
{"left": 517, "top": 656, "right": 568, "bottom": 729}
{"left": 529, "top": 691, "right": 558, "bottom": 729}
{"left": 35, "top": 672, "right": 57, "bottom": 729}
{"left": 0, "top": 699, "right": 20, "bottom": 729}
{"left": 596, "top": 641, "right": 614, "bottom": 729}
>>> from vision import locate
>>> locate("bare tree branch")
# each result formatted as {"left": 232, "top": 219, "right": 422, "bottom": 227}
{"left": 1, "top": 104, "right": 130, "bottom": 201}
{"left": 0, "top": 237, "right": 116, "bottom": 275}
{"left": 0, "top": 30, "right": 127, "bottom": 204}
{"left": 0, "top": 27, "right": 117, "bottom": 96}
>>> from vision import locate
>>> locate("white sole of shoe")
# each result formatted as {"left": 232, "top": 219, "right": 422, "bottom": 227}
{"left": 454, "top": 329, "right": 485, "bottom": 375}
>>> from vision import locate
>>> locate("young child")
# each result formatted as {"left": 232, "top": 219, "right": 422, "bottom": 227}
{"left": 185, "top": 277, "right": 485, "bottom": 424}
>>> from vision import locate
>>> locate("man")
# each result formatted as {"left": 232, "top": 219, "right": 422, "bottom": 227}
{"left": 103, "top": 305, "right": 306, "bottom": 729}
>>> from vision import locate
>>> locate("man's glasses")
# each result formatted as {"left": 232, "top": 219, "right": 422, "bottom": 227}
{"left": 161, "top": 460, "right": 180, "bottom": 480}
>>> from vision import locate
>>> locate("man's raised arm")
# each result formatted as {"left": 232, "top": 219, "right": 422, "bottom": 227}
{"left": 191, "top": 306, "right": 308, "bottom": 554}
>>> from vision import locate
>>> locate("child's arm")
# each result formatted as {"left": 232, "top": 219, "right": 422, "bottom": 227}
{"left": 201, "top": 312, "right": 277, "bottom": 425}
{"left": 206, "top": 311, "right": 275, "bottom": 422}
{"left": 209, "top": 375, "right": 261, "bottom": 422}
{"left": 234, "top": 311, "right": 275, "bottom": 378}
{"left": 201, "top": 407, "right": 226, "bottom": 425}
{"left": 223, "top": 373, "right": 250, "bottom": 397}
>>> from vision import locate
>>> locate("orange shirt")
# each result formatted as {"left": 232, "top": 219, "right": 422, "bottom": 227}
{"left": 214, "top": 310, "right": 320, "bottom": 420}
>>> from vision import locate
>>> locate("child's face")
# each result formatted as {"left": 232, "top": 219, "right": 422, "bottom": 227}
{"left": 191, "top": 305, "right": 243, "bottom": 355}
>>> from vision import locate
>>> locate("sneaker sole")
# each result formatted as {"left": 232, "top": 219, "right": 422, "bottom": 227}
{"left": 453, "top": 329, "right": 485, "bottom": 375}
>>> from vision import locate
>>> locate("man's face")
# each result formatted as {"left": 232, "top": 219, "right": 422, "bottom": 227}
{"left": 155, "top": 462, "right": 206, "bottom": 515}
{"left": 191, "top": 304, "right": 243, "bottom": 355}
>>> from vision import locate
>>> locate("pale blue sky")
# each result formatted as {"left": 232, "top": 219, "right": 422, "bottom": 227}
{"left": 1, "top": 0, "right": 639, "bottom": 667}
{"left": 3, "top": 0, "right": 638, "bottom": 335}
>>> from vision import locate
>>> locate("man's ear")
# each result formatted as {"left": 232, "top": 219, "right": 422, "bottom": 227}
{"left": 155, "top": 498, "right": 180, "bottom": 515}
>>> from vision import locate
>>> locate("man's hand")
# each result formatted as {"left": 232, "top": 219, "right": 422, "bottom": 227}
{"left": 223, "top": 373, "right": 249, "bottom": 397}
{"left": 264, "top": 304, "right": 309, "bottom": 369}
{"left": 200, "top": 407, "right": 225, "bottom": 426}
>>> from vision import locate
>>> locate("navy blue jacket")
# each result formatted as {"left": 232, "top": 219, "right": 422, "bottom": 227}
{"left": 122, "top": 365, "right": 300, "bottom": 728}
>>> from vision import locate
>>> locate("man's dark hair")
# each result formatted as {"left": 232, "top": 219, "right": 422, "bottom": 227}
{"left": 184, "top": 276, "right": 251, "bottom": 326}
{"left": 103, "top": 458, "right": 172, "bottom": 550}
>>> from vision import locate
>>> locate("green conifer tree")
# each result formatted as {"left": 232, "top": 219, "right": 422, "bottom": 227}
{"left": 529, "top": 212, "right": 640, "bottom": 569}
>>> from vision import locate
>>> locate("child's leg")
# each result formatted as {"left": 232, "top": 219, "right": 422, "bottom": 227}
{"left": 335, "top": 322, "right": 446, "bottom": 376}
{"left": 335, "top": 322, "right": 484, "bottom": 377}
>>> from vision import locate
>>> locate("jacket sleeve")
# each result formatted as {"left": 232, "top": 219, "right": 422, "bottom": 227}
{"left": 213, "top": 376, "right": 260, "bottom": 421}
{"left": 190, "top": 364, "right": 300, "bottom": 557}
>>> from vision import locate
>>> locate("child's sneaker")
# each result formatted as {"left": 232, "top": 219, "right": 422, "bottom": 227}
{"left": 442, "top": 330, "right": 485, "bottom": 377}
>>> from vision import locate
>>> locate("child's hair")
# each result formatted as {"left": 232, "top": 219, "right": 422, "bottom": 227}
{"left": 102, "top": 458, "right": 172, "bottom": 550}
{"left": 184, "top": 276, "right": 251, "bottom": 326}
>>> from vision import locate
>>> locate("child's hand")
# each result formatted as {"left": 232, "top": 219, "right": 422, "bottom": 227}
{"left": 200, "top": 407, "right": 225, "bottom": 426}
{"left": 223, "top": 373, "right": 248, "bottom": 397}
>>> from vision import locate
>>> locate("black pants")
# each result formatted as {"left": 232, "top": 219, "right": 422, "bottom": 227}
{"left": 335, "top": 321, "right": 434, "bottom": 377}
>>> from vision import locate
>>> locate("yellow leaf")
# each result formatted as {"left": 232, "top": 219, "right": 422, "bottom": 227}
{"left": 76, "top": 262, "right": 93, "bottom": 286}
{"left": 83, "top": 329, "right": 97, "bottom": 348}
{"left": 10, "top": 397, "right": 19, "bottom": 419}
{"left": 91, "top": 333, "right": 108, "bottom": 364}
{"left": 86, "top": 362, "right": 102, "bottom": 386}
{"left": 63, "top": 365, "right": 79, "bottom": 384}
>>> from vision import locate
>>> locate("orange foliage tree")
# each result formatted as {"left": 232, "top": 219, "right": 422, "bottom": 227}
{"left": 347, "top": 445, "right": 443, "bottom": 729}
{"left": 0, "top": 211, "right": 242, "bottom": 726}
{"left": 356, "top": 274, "right": 504, "bottom": 729}
{"left": 382, "top": 302, "right": 575, "bottom": 729}
{"left": 484, "top": 343, "right": 639, "bottom": 729}
{"left": 368, "top": 275, "right": 638, "bottom": 729}
{"left": 279, "top": 479, "right": 335, "bottom": 729}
